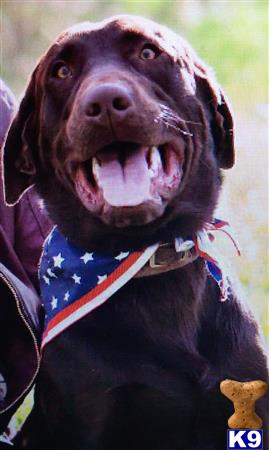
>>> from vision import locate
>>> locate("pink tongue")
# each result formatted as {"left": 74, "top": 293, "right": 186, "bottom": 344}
{"left": 97, "top": 146, "right": 151, "bottom": 207}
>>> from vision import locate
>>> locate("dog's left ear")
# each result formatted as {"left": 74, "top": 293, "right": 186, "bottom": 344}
{"left": 2, "top": 67, "right": 40, "bottom": 206}
{"left": 192, "top": 58, "right": 235, "bottom": 169}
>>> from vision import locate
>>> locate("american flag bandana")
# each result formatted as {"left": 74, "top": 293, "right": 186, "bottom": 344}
{"left": 39, "top": 219, "right": 240, "bottom": 348}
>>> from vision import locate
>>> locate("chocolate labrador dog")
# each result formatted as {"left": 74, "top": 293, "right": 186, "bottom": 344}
{"left": 3, "top": 15, "right": 268, "bottom": 450}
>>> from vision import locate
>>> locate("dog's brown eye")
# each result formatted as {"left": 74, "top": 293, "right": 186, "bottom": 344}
{"left": 140, "top": 45, "right": 159, "bottom": 60}
{"left": 55, "top": 65, "right": 72, "bottom": 79}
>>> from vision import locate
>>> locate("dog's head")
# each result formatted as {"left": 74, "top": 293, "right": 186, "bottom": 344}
{"left": 3, "top": 15, "right": 234, "bottom": 250}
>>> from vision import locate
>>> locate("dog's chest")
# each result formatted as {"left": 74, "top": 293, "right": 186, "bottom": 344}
{"left": 41, "top": 264, "right": 206, "bottom": 397}
{"left": 36, "top": 265, "right": 218, "bottom": 448}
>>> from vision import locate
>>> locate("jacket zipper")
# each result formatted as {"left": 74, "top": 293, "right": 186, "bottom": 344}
{"left": 0, "top": 272, "right": 41, "bottom": 414}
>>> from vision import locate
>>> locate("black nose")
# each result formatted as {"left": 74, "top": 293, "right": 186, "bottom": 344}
{"left": 83, "top": 83, "right": 133, "bottom": 122}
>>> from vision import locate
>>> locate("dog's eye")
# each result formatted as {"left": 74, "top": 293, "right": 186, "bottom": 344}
{"left": 53, "top": 64, "right": 72, "bottom": 79}
{"left": 140, "top": 44, "right": 160, "bottom": 60}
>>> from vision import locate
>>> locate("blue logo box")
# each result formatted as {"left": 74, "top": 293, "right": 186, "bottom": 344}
{"left": 227, "top": 429, "right": 263, "bottom": 449}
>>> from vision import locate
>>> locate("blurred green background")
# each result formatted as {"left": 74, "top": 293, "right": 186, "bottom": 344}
{"left": 1, "top": 0, "right": 268, "bottom": 430}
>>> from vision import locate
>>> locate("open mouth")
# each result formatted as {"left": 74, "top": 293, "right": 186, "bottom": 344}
{"left": 74, "top": 141, "right": 184, "bottom": 226}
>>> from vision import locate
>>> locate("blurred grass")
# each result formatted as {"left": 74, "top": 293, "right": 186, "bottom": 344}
{"left": 189, "top": 2, "right": 268, "bottom": 108}
{"left": 13, "top": 390, "right": 34, "bottom": 430}
{"left": 1, "top": 0, "right": 268, "bottom": 431}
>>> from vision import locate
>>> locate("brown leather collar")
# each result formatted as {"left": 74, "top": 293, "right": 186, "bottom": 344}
{"left": 135, "top": 243, "right": 198, "bottom": 278}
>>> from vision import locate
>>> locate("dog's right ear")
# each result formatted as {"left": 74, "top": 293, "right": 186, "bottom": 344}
{"left": 2, "top": 67, "right": 40, "bottom": 206}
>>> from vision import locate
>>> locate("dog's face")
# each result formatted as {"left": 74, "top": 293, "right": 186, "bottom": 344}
{"left": 3, "top": 15, "right": 234, "bottom": 250}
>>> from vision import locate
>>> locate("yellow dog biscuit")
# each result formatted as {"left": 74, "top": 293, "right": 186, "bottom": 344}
{"left": 220, "top": 379, "right": 268, "bottom": 429}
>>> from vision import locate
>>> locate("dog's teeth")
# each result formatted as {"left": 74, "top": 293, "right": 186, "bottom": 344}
{"left": 148, "top": 146, "right": 162, "bottom": 177}
{"left": 92, "top": 157, "right": 100, "bottom": 181}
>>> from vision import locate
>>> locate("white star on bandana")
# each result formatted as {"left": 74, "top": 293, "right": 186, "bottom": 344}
{"left": 51, "top": 296, "right": 58, "bottom": 310}
{"left": 97, "top": 274, "right": 107, "bottom": 284}
{"left": 115, "top": 251, "right": 130, "bottom": 261}
{"left": 72, "top": 273, "right": 81, "bottom": 284}
{"left": 80, "top": 252, "right": 94, "bottom": 264}
{"left": 53, "top": 253, "right": 65, "bottom": 268}
{"left": 43, "top": 275, "right": 50, "bottom": 285}
{"left": 64, "top": 291, "right": 70, "bottom": 302}
{"left": 47, "top": 268, "right": 57, "bottom": 278}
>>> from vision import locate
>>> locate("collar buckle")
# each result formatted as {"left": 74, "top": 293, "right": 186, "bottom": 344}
{"left": 149, "top": 243, "right": 170, "bottom": 268}
{"left": 149, "top": 245, "right": 194, "bottom": 269}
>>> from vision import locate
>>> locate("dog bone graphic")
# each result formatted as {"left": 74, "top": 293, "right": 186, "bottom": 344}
{"left": 220, "top": 379, "right": 268, "bottom": 429}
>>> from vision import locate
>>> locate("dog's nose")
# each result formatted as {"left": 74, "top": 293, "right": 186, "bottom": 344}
{"left": 84, "top": 83, "right": 133, "bottom": 122}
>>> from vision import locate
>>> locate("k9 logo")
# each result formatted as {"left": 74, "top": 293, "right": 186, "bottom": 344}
{"left": 227, "top": 430, "right": 263, "bottom": 449}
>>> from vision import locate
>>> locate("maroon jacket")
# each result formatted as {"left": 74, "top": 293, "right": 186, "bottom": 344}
{"left": 0, "top": 80, "right": 52, "bottom": 431}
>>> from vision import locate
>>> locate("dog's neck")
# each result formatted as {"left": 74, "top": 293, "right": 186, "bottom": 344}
{"left": 39, "top": 218, "right": 239, "bottom": 347}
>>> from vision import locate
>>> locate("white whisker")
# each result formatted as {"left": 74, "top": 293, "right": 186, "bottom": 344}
{"left": 155, "top": 117, "right": 193, "bottom": 137}
{"left": 159, "top": 104, "right": 202, "bottom": 126}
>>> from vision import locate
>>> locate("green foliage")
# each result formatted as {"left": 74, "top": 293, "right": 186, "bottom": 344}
{"left": 188, "top": 2, "right": 268, "bottom": 108}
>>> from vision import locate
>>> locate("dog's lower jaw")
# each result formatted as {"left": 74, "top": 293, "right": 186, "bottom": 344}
{"left": 72, "top": 142, "right": 183, "bottom": 227}
{"left": 36, "top": 160, "right": 220, "bottom": 253}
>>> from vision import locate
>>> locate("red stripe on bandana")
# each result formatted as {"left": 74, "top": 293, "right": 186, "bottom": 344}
{"left": 42, "top": 250, "right": 144, "bottom": 346}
